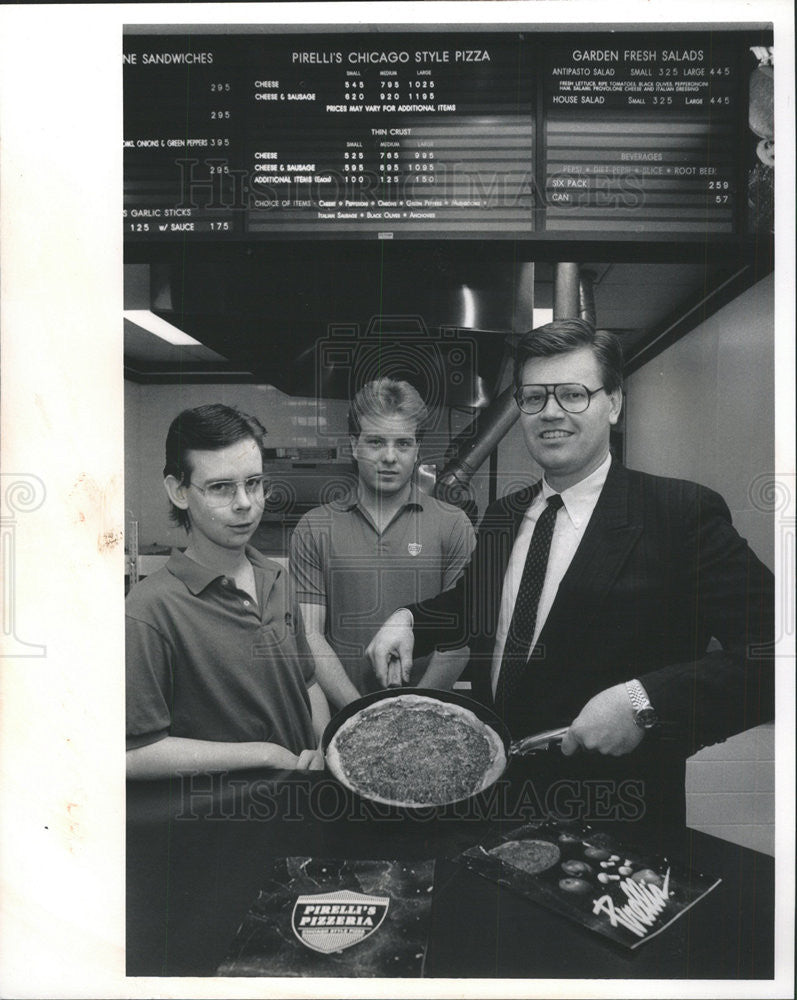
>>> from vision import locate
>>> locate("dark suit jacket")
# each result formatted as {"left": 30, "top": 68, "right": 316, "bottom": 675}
{"left": 409, "top": 462, "right": 775, "bottom": 827}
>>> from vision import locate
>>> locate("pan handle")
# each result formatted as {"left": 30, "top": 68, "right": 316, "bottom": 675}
{"left": 386, "top": 656, "right": 405, "bottom": 689}
{"left": 509, "top": 727, "right": 568, "bottom": 756}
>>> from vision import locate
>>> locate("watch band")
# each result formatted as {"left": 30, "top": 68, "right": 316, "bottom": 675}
{"left": 625, "top": 679, "right": 659, "bottom": 730}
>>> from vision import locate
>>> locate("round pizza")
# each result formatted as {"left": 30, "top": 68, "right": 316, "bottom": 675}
{"left": 325, "top": 694, "right": 507, "bottom": 807}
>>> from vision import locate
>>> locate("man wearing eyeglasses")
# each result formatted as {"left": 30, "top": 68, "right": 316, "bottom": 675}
{"left": 126, "top": 403, "right": 328, "bottom": 779}
{"left": 290, "top": 378, "right": 475, "bottom": 709}
{"left": 367, "top": 319, "right": 774, "bottom": 826}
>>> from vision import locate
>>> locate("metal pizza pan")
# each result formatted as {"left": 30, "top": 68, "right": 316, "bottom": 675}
{"left": 321, "top": 686, "right": 567, "bottom": 810}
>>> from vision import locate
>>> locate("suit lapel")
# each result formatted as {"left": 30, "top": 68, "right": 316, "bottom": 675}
{"left": 494, "top": 482, "right": 540, "bottom": 581}
{"left": 506, "top": 482, "right": 540, "bottom": 544}
{"left": 472, "top": 482, "right": 540, "bottom": 639}
{"left": 536, "top": 462, "right": 642, "bottom": 652}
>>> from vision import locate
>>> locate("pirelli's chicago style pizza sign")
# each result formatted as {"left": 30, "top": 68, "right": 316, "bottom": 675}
{"left": 124, "top": 28, "right": 770, "bottom": 243}
{"left": 292, "top": 890, "right": 390, "bottom": 953}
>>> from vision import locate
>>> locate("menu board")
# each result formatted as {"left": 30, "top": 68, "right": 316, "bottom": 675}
{"left": 543, "top": 38, "right": 740, "bottom": 234}
{"left": 123, "top": 33, "right": 534, "bottom": 240}
{"left": 124, "top": 30, "right": 763, "bottom": 242}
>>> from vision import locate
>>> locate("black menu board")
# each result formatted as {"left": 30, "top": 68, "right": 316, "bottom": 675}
{"left": 124, "top": 30, "right": 763, "bottom": 243}
{"left": 123, "top": 33, "right": 534, "bottom": 241}
{"left": 542, "top": 37, "right": 740, "bottom": 234}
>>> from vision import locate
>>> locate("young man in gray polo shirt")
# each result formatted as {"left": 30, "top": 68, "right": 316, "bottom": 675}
{"left": 290, "top": 378, "right": 475, "bottom": 709}
{"left": 126, "top": 404, "right": 328, "bottom": 779}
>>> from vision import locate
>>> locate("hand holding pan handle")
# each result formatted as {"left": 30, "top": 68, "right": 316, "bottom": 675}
{"left": 386, "top": 652, "right": 406, "bottom": 689}
{"left": 508, "top": 722, "right": 680, "bottom": 757}
{"left": 509, "top": 727, "right": 569, "bottom": 756}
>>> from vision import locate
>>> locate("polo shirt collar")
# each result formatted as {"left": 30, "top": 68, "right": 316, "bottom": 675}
{"left": 332, "top": 483, "right": 425, "bottom": 513}
{"left": 166, "top": 545, "right": 278, "bottom": 595}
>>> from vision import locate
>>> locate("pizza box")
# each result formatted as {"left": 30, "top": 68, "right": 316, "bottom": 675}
{"left": 216, "top": 857, "right": 435, "bottom": 977}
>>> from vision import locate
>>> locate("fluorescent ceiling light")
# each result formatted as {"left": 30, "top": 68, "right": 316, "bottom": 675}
{"left": 123, "top": 309, "right": 203, "bottom": 347}
{"left": 460, "top": 285, "right": 476, "bottom": 328}
{"left": 532, "top": 308, "right": 554, "bottom": 328}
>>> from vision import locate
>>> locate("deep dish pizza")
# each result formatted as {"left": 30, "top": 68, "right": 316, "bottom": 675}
{"left": 325, "top": 694, "right": 507, "bottom": 807}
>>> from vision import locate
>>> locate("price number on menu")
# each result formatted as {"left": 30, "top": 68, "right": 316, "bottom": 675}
{"left": 344, "top": 149, "right": 366, "bottom": 182}
{"left": 210, "top": 81, "right": 233, "bottom": 122}
{"left": 709, "top": 179, "right": 731, "bottom": 204}
{"left": 345, "top": 79, "right": 365, "bottom": 101}
{"left": 380, "top": 80, "right": 400, "bottom": 101}
{"left": 410, "top": 150, "right": 436, "bottom": 183}
{"left": 380, "top": 150, "right": 399, "bottom": 183}
{"left": 408, "top": 77, "right": 435, "bottom": 101}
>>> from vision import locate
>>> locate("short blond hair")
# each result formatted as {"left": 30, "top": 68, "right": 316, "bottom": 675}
{"left": 348, "top": 378, "right": 429, "bottom": 439}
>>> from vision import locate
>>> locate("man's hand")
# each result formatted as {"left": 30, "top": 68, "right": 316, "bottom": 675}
{"left": 560, "top": 683, "right": 645, "bottom": 757}
{"left": 296, "top": 748, "right": 325, "bottom": 770}
{"left": 366, "top": 608, "right": 415, "bottom": 687}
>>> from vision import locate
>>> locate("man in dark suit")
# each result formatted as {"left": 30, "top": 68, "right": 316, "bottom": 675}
{"left": 366, "top": 319, "right": 774, "bottom": 830}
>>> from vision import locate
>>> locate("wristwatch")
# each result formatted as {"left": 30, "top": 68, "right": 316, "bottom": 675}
{"left": 625, "top": 679, "right": 659, "bottom": 730}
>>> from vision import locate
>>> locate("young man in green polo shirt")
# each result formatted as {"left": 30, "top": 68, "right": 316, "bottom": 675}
{"left": 290, "top": 378, "right": 475, "bottom": 710}
{"left": 126, "top": 404, "right": 328, "bottom": 779}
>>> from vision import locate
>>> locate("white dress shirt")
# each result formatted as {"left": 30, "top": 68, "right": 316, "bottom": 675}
{"left": 491, "top": 453, "right": 612, "bottom": 696}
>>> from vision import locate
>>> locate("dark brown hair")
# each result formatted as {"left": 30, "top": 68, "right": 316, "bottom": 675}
{"left": 163, "top": 404, "right": 268, "bottom": 530}
{"left": 513, "top": 318, "right": 624, "bottom": 393}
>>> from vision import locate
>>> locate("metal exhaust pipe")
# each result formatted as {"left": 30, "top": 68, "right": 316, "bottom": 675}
{"left": 554, "top": 263, "right": 580, "bottom": 320}
{"left": 579, "top": 268, "right": 597, "bottom": 326}
{"left": 435, "top": 262, "right": 589, "bottom": 505}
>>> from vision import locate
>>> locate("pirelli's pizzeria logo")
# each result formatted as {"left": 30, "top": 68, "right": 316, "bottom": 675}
{"left": 291, "top": 890, "right": 390, "bottom": 953}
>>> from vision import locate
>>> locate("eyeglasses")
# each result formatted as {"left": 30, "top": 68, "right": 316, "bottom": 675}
{"left": 189, "top": 476, "right": 269, "bottom": 508}
{"left": 515, "top": 383, "right": 607, "bottom": 415}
